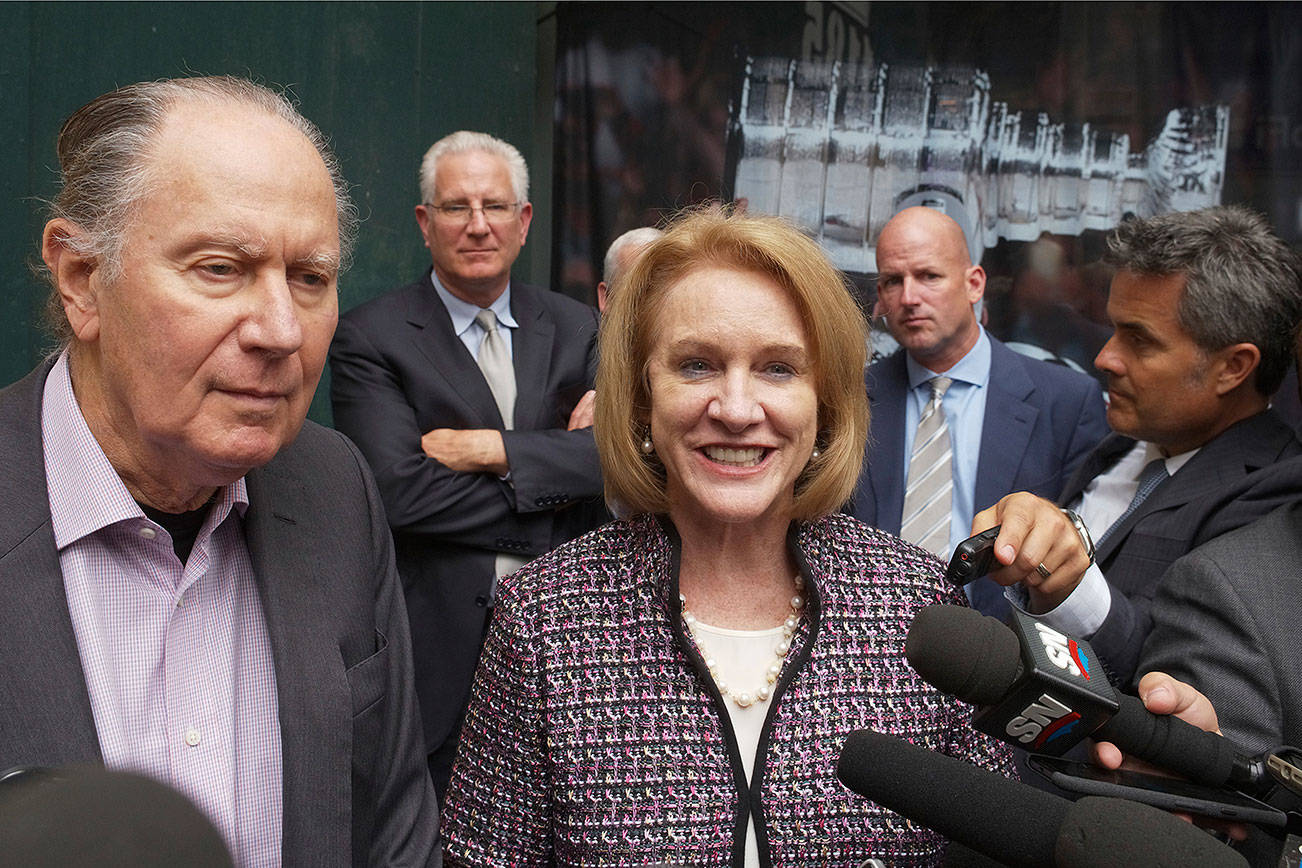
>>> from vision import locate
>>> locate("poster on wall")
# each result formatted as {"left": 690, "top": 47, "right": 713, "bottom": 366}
{"left": 553, "top": 1, "right": 1302, "bottom": 404}
{"left": 728, "top": 55, "right": 1228, "bottom": 372}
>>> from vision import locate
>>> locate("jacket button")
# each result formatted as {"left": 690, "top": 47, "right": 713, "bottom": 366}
{"left": 474, "top": 595, "right": 488, "bottom": 607}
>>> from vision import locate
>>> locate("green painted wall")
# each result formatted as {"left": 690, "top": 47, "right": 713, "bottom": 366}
{"left": 0, "top": 1, "right": 551, "bottom": 425}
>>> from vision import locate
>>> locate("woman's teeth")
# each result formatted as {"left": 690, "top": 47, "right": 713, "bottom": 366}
{"left": 703, "top": 446, "right": 764, "bottom": 466}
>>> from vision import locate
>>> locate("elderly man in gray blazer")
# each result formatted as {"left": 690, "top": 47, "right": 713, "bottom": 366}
{"left": 0, "top": 77, "right": 438, "bottom": 867}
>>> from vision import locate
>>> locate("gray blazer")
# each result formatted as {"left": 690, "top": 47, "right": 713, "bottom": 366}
{"left": 1140, "top": 500, "right": 1302, "bottom": 754}
{"left": 0, "top": 360, "right": 439, "bottom": 868}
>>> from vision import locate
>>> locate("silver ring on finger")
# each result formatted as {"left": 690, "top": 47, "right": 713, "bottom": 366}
{"left": 1035, "top": 563, "right": 1051, "bottom": 580}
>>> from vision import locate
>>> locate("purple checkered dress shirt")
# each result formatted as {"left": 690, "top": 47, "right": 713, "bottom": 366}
{"left": 41, "top": 354, "right": 283, "bottom": 866}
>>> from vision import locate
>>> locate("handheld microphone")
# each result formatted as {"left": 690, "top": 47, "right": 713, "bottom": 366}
{"left": 836, "top": 729, "right": 1248, "bottom": 868}
{"left": 905, "top": 605, "right": 1302, "bottom": 797}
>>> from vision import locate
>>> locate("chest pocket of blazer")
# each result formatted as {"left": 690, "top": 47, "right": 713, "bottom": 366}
{"left": 347, "top": 628, "right": 389, "bottom": 717}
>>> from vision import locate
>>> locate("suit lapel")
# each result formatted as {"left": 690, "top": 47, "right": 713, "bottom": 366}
{"left": 1095, "top": 411, "right": 1294, "bottom": 563}
{"left": 404, "top": 277, "right": 505, "bottom": 429}
{"left": 865, "top": 353, "right": 909, "bottom": 534}
{"left": 1058, "top": 433, "right": 1135, "bottom": 507}
{"left": 974, "top": 341, "right": 1038, "bottom": 514}
{"left": 244, "top": 463, "right": 349, "bottom": 866}
{"left": 509, "top": 283, "right": 555, "bottom": 431}
{"left": 0, "top": 361, "right": 101, "bottom": 766}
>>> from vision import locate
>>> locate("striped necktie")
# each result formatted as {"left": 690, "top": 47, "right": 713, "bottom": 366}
{"left": 901, "top": 377, "right": 953, "bottom": 558}
{"left": 1096, "top": 457, "right": 1169, "bottom": 549}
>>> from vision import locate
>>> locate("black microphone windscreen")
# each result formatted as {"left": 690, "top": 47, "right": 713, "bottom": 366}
{"left": 1095, "top": 693, "right": 1238, "bottom": 789}
{"left": 1055, "top": 796, "right": 1248, "bottom": 868}
{"left": 838, "top": 729, "right": 1065, "bottom": 868}
{"left": 906, "top": 605, "right": 1023, "bottom": 706}
{"left": 0, "top": 766, "right": 233, "bottom": 867}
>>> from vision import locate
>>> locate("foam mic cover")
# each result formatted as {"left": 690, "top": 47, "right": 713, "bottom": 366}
{"left": 0, "top": 766, "right": 233, "bottom": 867}
{"left": 838, "top": 730, "right": 1248, "bottom": 868}
{"left": 907, "top": 605, "right": 1239, "bottom": 789}
{"left": 1056, "top": 796, "right": 1248, "bottom": 868}
{"left": 905, "top": 603, "right": 1022, "bottom": 705}
{"left": 838, "top": 729, "right": 1066, "bottom": 868}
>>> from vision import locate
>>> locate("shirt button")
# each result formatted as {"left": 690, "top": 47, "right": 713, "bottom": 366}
{"left": 185, "top": 728, "right": 201, "bottom": 747}
{"left": 139, "top": 526, "right": 158, "bottom": 540}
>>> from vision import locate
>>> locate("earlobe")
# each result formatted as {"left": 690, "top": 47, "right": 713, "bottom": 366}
{"left": 42, "top": 218, "right": 101, "bottom": 342}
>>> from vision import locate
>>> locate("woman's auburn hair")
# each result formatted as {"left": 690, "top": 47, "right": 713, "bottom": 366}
{"left": 595, "top": 206, "right": 870, "bottom": 521}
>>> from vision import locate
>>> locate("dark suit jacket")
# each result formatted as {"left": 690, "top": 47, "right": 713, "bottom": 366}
{"left": 329, "top": 274, "right": 606, "bottom": 755}
{"left": 1059, "top": 410, "right": 1302, "bottom": 684}
{"left": 0, "top": 361, "right": 439, "bottom": 867}
{"left": 849, "top": 336, "right": 1109, "bottom": 617}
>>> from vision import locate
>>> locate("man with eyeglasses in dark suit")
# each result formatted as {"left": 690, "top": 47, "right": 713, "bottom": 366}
{"left": 330, "top": 131, "right": 606, "bottom": 799}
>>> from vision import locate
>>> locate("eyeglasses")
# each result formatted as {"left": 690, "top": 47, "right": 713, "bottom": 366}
{"left": 426, "top": 201, "right": 521, "bottom": 225}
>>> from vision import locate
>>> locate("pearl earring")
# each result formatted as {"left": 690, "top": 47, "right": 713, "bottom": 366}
{"left": 641, "top": 429, "right": 655, "bottom": 454}
{"left": 810, "top": 446, "right": 821, "bottom": 459}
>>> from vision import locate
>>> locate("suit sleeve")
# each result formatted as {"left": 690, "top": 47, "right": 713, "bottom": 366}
{"left": 330, "top": 314, "right": 549, "bottom": 551}
{"left": 345, "top": 433, "right": 443, "bottom": 867}
{"left": 1081, "top": 587, "right": 1146, "bottom": 686}
{"left": 1138, "top": 545, "right": 1285, "bottom": 753}
{"left": 499, "top": 305, "right": 604, "bottom": 513}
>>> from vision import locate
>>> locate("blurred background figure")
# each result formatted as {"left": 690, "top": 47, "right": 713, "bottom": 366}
{"left": 597, "top": 225, "right": 662, "bottom": 313}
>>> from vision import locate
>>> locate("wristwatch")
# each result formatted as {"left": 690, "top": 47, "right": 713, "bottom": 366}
{"left": 1059, "top": 507, "right": 1096, "bottom": 566}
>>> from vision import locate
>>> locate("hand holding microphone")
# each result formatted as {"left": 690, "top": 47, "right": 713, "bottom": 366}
{"left": 1092, "top": 670, "right": 1224, "bottom": 771}
{"left": 904, "top": 604, "right": 1302, "bottom": 801}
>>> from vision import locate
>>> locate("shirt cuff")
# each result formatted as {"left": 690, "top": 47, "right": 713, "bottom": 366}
{"left": 1003, "top": 562, "right": 1111, "bottom": 637}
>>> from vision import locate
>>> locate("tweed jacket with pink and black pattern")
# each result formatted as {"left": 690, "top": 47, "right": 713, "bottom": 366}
{"left": 442, "top": 512, "right": 1014, "bottom": 867}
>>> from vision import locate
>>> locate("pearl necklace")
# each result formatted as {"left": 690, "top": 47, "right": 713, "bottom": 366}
{"left": 680, "top": 574, "right": 806, "bottom": 708}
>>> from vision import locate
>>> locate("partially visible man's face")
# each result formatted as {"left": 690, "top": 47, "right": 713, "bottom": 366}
{"left": 598, "top": 241, "right": 653, "bottom": 313}
{"left": 416, "top": 149, "right": 532, "bottom": 305}
{"left": 61, "top": 99, "right": 340, "bottom": 506}
{"left": 1094, "top": 270, "right": 1227, "bottom": 455}
{"left": 874, "top": 207, "right": 983, "bottom": 373}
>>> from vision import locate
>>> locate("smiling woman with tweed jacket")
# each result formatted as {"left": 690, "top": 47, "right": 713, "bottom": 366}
{"left": 441, "top": 208, "right": 1013, "bottom": 867}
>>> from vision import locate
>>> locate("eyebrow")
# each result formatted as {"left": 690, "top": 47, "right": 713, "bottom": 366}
{"left": 177, "top": 232, "right": 340, "bottom": 272}
{"left": 665, "top": 338, "right": 809, "bottom": 359}
{"left": 292, "top": 249, "right": 342, "bottom": 272}
{"left": 1114, "top": 320, "right": 1158, "bottom": 340}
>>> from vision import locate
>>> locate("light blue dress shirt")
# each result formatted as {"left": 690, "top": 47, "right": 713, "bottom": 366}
{"left": 902, "top": 327, "right": 992, "bottom": 558}
{"left": 430, "top": 272, "right": 518, "bottom": 360}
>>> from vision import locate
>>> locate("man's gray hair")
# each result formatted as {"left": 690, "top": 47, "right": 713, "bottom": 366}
{"left": 42, "top": 75, "right": 358, "bottom": 342}
{"left": 418, "top": 131, "right": 529, "bottom": 205}
{"left": 603, "top": 226, "right": 663, "bottom": 286}
{"left": 1104, "top": 205, "right": 1302, "bottom": 397}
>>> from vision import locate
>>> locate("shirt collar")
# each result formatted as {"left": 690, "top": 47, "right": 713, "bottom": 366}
{"left": 429, "top": 270, "right": 517, "bottom": 338}
{"left": 42, "top": 351, "right": 249, "bottom": 550}
{"left": 1141, "top": 440, "right": 1199, "bottom": 476}
{"left": 905, "top": 325, "right": 991, "bottom": 391}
